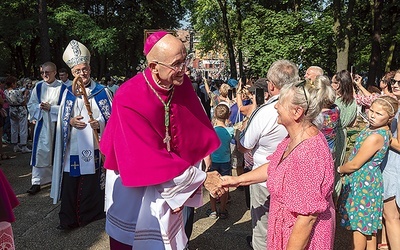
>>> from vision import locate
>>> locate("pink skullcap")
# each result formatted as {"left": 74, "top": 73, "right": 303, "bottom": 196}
{"left": 143, "top": 31, "right": 169, "bottom": 56}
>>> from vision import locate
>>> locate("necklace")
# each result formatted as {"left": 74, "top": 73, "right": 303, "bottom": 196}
{"left": 285, "top": 129, "right": 303, "bottom": 151}
{"left": 76, "top": 97, "right": 85, "bottom": 116}
{"left": 285, "top": 124, "right": 314, "bottom": 152}
{"left": 143, "top": 72, "right": 175, "bottom": 151}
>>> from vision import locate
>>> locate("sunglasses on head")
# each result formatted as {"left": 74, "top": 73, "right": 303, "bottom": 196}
{"left": 295, "top": 81, "right": 309, "bottom": 115}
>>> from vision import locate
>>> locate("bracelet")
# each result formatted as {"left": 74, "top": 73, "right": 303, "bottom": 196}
{"left": 337, "top": 166, "right": 345, "bottom": 176}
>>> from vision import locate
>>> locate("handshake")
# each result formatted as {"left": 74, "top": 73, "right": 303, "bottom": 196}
{"left": 204, "top": 171, "right": 239, "bottom": 197}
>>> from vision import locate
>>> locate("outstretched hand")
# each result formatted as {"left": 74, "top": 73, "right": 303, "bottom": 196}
{"left": 204, "top": 171, "right": 228, "bottom": 198}
{"left": 220, "top": 175, "right": 241, "bottom": 189}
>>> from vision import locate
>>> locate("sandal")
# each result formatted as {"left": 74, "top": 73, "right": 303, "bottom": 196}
{"left": 218, "top": 210, "right": 228, "bottom": 219}
{"left": 378, "top": 243, "right": 389, "bottom": 250}
{"left": 0, "top": 154, "right": 10, "bottom": 160}
{"left": 208, "top": 211, "right": 218, "bottom": 219}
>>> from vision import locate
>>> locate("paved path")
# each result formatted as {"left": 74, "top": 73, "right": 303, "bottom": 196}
{"left": 1, "top": 144, "right": 352, "bottom": 249}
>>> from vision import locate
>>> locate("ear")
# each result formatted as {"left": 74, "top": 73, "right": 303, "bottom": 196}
{"left": 293, "top": 106, "right": 305, "bottom": 121}
{"left": 388, "top": 114, "right": 395, "bottom": 122}
{"left": 268, "top": 82, "right": 274, "bottom": 92}
{"left": 148, "top": 62, "right": 158, "bottom": 74}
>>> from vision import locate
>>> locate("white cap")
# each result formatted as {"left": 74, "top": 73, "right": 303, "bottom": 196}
{"left": 63, "top": 40, "right": 90, "bottom": 69}
{"left": 218, "top": 101, "right": 231, "bottom": 111}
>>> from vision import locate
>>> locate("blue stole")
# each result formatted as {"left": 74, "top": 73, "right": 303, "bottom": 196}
{"left": 31, "top": 82, "right": 67, "bottom": 167}
{"left": 60, "top": 83, "right": 112, "bottom": 177}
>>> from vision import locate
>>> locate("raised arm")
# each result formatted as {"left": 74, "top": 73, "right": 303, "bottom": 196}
{"left": 203, "top": 77, "right": 211, "bottom": 96}
{"left": 354, "top": 74, "right": 372, "bottom": 97}
{"left": 338, "top": 133, "right": 384, "bottom": 174}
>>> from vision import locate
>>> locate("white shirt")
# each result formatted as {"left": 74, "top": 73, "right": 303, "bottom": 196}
{"left": 240, "top": 95, "right": 287, "bottom": 187}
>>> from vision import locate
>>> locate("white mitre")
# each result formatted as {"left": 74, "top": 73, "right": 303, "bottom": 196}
{"left": 63, "top": 40, "right": 91, "bottom": 69}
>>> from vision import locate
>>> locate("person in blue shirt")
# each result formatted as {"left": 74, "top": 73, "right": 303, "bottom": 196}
{"left": 207, "top": 102, "right": 234, "bottom": 219}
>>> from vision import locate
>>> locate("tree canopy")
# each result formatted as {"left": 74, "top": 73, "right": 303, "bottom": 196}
{"left": 1, "top": 0, "right": 399, "bottom": 84}
{"left": 0, "top": 0, "right": 185, "bottom": 79}
{"left": 186, "top": 0, "right": 400, "bottom": 82}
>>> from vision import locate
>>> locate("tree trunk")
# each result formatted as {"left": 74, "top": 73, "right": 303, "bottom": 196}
{"left": 99, "top": 55, "right": 107, "bottom": 80}
{"left": 333, "top": 0, "right": 355, "bottom": 72}
{"left": 384, "top": 0, "right": 398, "bottom": 72}
{"left": 15, "top": 45, "right": 24, "bottom": 78}
{"left": 16, "top": 45, "right": 27, "bottom": 77}
{"left": 27, "top": 37, "right": 40, "bottom": 78}
{"left": 217, "top": 0, "right": 237, "bottom": 79}
{"left": 38, "top": 0, "right": 51, "bottom": 63}
{"left": 235, "top": 0, "right": 244, "bottom": 82}
{"left": 367, "top": 0, "right": 383, "bottom": 87}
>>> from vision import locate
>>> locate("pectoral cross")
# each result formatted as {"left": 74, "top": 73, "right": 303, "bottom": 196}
{"left": 163, "top": 106, "right": 171, "bottom": 152}
{"left": 143, "top": 73, "right": 175, "bottom": 153}
{"left": 163, "top": 130, "right": 171, "bottom": 152}
{"left": 71, "top": 161, "right": 80, "bottom": 170}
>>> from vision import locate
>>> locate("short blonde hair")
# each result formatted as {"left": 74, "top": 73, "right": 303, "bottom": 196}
{"left": 219, "top": 83, "right": 230, "bottom": 97}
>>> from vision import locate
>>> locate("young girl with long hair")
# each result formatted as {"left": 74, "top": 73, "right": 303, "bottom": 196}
{"left": 337, "top": 96, "right": 399, "bottom": 250}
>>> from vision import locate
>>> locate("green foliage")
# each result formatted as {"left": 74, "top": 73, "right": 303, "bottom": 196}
{"left": 0, "top": 0, "right": 185, "bottom": 77}
{"left": 186, "top": 0, "right": 400, "bottom": 79}
{"left": 1, "top": 0, "right": 400, "bottom": 78}
{"left": 53, "top": 5, "right": 117, "bottom": 54}
{"left": 191, "top": 0, "right": 225, "bottom": 53}
{"left": 242, "top": 5, "right": 335, "bottom": 76}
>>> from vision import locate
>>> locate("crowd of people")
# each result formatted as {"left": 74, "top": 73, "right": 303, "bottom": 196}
{"left": 0, "top": 30, "right": 400, "bottom": 250}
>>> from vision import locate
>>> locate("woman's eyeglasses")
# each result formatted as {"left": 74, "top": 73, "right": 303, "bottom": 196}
{"left": 295, "top": 81, "right": 309, "bottom": 115}
{"left": 390, "top": 79, "right": 400, "bottom": 86}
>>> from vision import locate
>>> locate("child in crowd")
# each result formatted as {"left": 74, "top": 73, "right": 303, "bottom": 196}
{"left": 207, "top": 103, "right": 234, "bottom": 219}
{"left": 337, "top": 96, "right": 398, "bottom": 250}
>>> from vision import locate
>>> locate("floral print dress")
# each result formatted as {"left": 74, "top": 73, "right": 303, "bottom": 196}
{"left": 338, "top": 128, "right": 390, "bottom": 235}
{"left": 320, "top": 105, "right": 340, "bottom": 158}
{"left": 267, "top": 132, "right": 335, "bottom": 249}
{"left": 4, "top": 88, "right": 27, "bottom": 120}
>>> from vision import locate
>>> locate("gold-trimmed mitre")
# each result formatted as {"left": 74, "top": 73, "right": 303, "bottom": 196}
{"left": 63, "top": 40, "right": 91, "bottom": 69}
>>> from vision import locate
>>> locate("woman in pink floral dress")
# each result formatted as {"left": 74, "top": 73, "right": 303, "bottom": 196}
{"left": 222, "top": 79, "right": 335, "bottom": 249}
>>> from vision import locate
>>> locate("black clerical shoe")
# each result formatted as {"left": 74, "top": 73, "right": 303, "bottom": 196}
{"left": 246, "top": 235, "right": 253, "bottom": 249}
{"left": 56, "top": 224, "right": 79, "bottom": 231}
{"left": 56, "top": 225, "right": 71, "bottom": 231}
{"left": 27, "top": 185, "right": 41, "bottom": 195}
